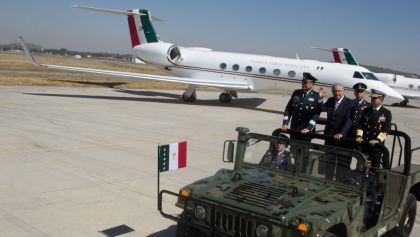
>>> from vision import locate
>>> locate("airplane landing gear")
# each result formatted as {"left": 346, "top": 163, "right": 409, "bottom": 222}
{"left": 219, "top": 93, "right": 232, "bottom": 103}
{"left": 219, "top": 91, "right": 237, "bottom": 103}
{"left": 182, "top": 85, "right": 197, "bottom": 102}
{"left": 400, "top": 98, "right": 409, "bottom": 107}
{"left": 182, "top": 92, "right": 196, "bottom": 102}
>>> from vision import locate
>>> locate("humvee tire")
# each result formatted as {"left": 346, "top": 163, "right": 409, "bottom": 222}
{"left": 176, "top": 213, "right": 201, "bottom": 237}
{"left": 391, "top": 193, "right": 417, "bottom": 237}
{"left": 324, "top": 231, "right": 338, "bottom": 237}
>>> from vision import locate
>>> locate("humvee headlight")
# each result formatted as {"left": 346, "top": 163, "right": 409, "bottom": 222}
{"left": 194, "top": 205, "right": 206, "bottom": 220}
{"left": 179, "top": 188, "right": 190, "bottom": 198}
{"left": 297, "top": 223, "right": 309, "bottom": 233}
{"left": 256, "top": 224, "right": 269, "bottom": 237}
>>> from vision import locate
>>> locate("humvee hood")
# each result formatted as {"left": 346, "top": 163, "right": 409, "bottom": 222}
{"left": 186, "top": 167, "right": 362, "bottom": 224}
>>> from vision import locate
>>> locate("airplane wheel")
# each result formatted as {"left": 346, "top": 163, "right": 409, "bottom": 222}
{"left": 219, "top": 93, "right": 232, "bottom": 103}
{"left": 400, "top": 99, "right": 409, "bottom": 107}
{"left": 182, "top": 92, "right": 196, "bottom": 102}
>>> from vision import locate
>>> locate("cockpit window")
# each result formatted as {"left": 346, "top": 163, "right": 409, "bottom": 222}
{"left": 362, "top": 72, "right": 379, "bottom": 80}
{"left": 353, "top": 71, "right": 364, "bottom": 79}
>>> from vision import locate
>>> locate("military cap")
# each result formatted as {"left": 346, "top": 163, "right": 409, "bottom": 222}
{"left": 353, "top": 82, "right": 367, "bottom": 91}
{"left": 369, "top": 89, "right": 386, "bottom": 98}
{"left": 271, "top": 129, "right": 289, "bottom": 147}
{"left": 302, "top": 72, "right": 317, "bottom": 83}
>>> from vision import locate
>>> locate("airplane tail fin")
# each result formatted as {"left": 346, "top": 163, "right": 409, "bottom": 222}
{"left": 73, "top": 5, "right": 162, "bottom": 48}
{"left": 19, "top": 36, "right": 38, "bottom": 65}
{"left": 312, "top": 47, "right": 359, "bottom": 65}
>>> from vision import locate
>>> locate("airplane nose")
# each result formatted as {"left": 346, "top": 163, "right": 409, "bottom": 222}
{"left": 367, "top": 81, "right": 404, "bottom": 101}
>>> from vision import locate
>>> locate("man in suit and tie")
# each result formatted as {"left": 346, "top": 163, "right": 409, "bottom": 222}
{"left": 322, "top": 83, "right": 354, "bottom": 145}
{"left": 321, "top": 83, "right": 354, "bottom": 181}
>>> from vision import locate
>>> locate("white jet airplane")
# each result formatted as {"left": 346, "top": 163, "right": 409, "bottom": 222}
{"left": 315, "top": 47, "right": 419, "bottom": 105}
{"left": 20, "top": 6, "right": 404, "bottom": 103}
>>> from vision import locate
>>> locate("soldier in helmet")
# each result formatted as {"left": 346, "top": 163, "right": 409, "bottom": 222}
{"left": 356, "top": 89, "right": 392, "bottom": 168}
{"left": 281, "top": 72, "right": 322, "bottom": 141}
{"left": 260, "top": 130, "right": 293, "bottom": 171}
{"left": 350, "top": 83, "right": 371, "bottom": 139}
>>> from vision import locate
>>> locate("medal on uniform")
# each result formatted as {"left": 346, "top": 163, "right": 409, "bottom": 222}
{"left": 379, "top": 115, "right": 386, "bottom": 122}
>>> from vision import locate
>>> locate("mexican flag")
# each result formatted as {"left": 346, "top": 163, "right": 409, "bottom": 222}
{"left": 159, "top": 141, "right": 187, "bottom": 172}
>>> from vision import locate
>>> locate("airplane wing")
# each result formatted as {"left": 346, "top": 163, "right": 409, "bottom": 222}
{"left": 392, "top": 87, "right": 420, "bottom": 99}
{"left": 19, "top": 37, "right": 251, "bottom": 91}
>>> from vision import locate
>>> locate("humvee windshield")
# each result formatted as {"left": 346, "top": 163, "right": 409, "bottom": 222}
{"left": 243, "top": 136, "right": 367, "bottom": 188}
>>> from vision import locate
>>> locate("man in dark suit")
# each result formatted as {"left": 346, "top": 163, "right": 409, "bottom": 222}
{"left": 321, "top": 83, "right": 354, "bottom": 181}
{"left": 322, "top": 83, "right": 354, "bottom": 145}
{"left": 281, "top": 72, "right": 322, "bottom": 141}
{"left": 350, "top": 83, "right": 371, "bottom": 139}
{"left": 356, "top": 89, "right": 392, "bottom": 168}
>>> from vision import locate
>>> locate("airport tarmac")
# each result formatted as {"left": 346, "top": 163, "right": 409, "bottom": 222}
{"left": 0, "top": 86, "right": 419, "bottom": 236}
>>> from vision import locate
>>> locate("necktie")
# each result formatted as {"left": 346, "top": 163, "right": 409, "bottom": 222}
{"left": 372, "top": 108, "right": 378, "bottom": 117}
{"left": 334, "top": 102, "right": 340, "bottom": 111}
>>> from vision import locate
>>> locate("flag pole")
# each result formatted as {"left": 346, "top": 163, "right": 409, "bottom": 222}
{"left": 157, "top": 142, "right": 160, "bottom": 211}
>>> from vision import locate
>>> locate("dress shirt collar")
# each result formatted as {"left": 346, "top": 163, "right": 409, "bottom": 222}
{"left": 335, "top": 96, "right": 344, "bottom": 105}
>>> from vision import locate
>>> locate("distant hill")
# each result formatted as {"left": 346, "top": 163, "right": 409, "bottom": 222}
{"left": 0, "top": 41, "right": 131, "bottom": 61}
{"left": 0, "top": 42, "right": 44, "bottom": 51}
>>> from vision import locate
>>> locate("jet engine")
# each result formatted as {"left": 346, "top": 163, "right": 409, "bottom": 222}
{"left": 133, "top": 42, "right": 182, "bottom": 66}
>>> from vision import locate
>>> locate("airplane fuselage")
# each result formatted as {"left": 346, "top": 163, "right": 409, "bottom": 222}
{"left": 21, "top": 6, "right": 404, "bottom": 104}
{"left": 375, "top": 73, "right": 420, "bottom": 100}
{"left": 134, "top": 43, "right": 404, "bottom": 99}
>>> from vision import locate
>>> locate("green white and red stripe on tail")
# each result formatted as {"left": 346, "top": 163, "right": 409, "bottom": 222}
{"left": 312, "top": 47, "right": 359, "bottom": 66}
{"left": 159, "top": 141, "right": 187, "bottom": 172}
{"left": 332, "top": 48, "right": 358, "bottom": 65}
{"left": 127, "top": 9, "right": 159, "bottom": 47}
{"left": 71, "top": 6, "right": 159, "bottom": 48}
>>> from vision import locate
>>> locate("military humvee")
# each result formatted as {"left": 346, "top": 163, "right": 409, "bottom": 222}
{"left": 159, "top": 127, "right": 420, "bottom": 237}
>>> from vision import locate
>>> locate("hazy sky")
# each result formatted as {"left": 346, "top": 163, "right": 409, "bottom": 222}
{"left": 1, "top": 0, "right": 419, "bottom": 74}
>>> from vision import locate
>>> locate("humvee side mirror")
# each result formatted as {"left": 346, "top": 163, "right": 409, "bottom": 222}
{"left": 223, "top": 140, "right": 236, "bottom": 163}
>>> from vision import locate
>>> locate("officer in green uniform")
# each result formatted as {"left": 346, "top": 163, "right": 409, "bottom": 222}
{"left": 356, "top": 89, "right": 392, "bottom": 168}
{"left": 281, "top": 72, "right": 322, "bottom": 141}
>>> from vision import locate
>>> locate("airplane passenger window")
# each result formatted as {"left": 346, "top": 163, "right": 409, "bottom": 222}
{"left": 288, "top": 70, "right": 296, "bottom": 78}
{"left": 409, "top": 84, "right": 414, "bottom": 89}
{"left": 273, "top": 69, "right": 281, "bottom": 76}
{"left": 417, "top": 85, "right": 420, "bottom": 90}
{"left": 220, "top": 63, "right": 227, "bottom": 70}
{"left": 353, "top": 71, "right": 364, "bottom": 79}
{"left": 232, "top": 64, "right": 240, "bottom": 71}
{"left": 259, "top": 67, "right": 266, "bottom": 74}
{"left": 361, "top": 72, "right": 379, "bottom": 80}
{"left": 246, "top": 66, "right": 252, "bottom": 72}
